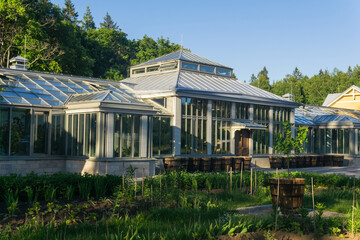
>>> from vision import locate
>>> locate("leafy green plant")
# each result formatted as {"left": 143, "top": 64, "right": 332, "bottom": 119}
{"left": 78, "top": 182, "right": 92, "bottom": 200}
{"left": 65, "top": 185, "right": 75, "bottom": 201}
{"left": 44, "top": 185, "right": 56, "bottom": 202}
{"left": 94, "top": 177, "right": 106, "bottom": 198}
{"left": 263, "top": 229, "right": 276, "bottom": 240}
{"left": 274, "top": 121, "right": 308, "bottom": 177}
{"left": 5, "top": 188, "right": 19, "bottom": 216}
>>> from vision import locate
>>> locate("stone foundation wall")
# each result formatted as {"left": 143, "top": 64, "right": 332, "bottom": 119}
{"left": 0, "top": 158, "right": 156, "bottom": 176}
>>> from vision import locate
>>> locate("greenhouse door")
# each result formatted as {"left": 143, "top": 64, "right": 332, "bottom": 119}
{"left": 235, "top": 129, "right": 250, "bottom": 156}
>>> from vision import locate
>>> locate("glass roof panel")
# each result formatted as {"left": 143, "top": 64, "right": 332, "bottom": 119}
{"left": 43, "top": 99, "right": 61, "bottom": 106}
{"left": 47, "top": 90, "right": 66, "bottom": 96}
{"left": 1, "top": 91, "right": 20, "bottom": 97}
{"left": 4, "top": 96, "right": 28, "bottom": 104}
{"left": 19, "top": 93, "right": 37, "bottom": 98}
{"left": 40, "top": 85, "right": 55, "bottom": 91}
{"left": 32, "top": 78, "right": 50, "bottom": 85}
{"left": 25, "top": 98, "right": 48, "bottom": 105}
{"left": 56, "top": 96, "right": 68, "bottom": 102}
{"left": 22, "top": 82, "right": 40, "bottom": 89}
{"left": 37, "top": 94, "right": 55, "bottom": 100}
{"left": 11, "top": 87, "right": 31, "bottom": 93}
{"left": 30, "top": 89, "right": 47, "bottom": 94}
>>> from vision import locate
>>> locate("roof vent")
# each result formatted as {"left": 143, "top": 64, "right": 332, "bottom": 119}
{"left": 9, "top": 56, "right": 28, "bottom": 71}
{"left": 282, "top": 93, "right": 294, "bottom": 102}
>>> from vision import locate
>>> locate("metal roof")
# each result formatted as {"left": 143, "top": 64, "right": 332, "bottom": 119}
{"left": 121, "top": 70, "right": 297, "bottom": 106}
{"left": 134, "top": 50, "right": 230, "bottom": 68}
{"left": 0, "top": 68, "right": 139, "bottom": 107}
{"left": 65, "top": 90, "right": 137, "bottom": 104}
{"left": 295, "top": 105, "right": 360, "bottom": 126}
{"left": 322, "top": 93, "right": 341, "bottom": 106}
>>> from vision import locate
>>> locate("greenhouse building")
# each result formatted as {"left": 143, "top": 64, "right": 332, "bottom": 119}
{"left": 0, "top": 51, "right": 358, "bottom": 176}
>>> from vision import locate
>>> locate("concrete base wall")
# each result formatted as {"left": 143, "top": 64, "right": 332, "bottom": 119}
{"left": 0, "top": 158, "right": 156, "bottom": 176}
{"left": 251, "top": 156, "right": 270, "bottom": 168}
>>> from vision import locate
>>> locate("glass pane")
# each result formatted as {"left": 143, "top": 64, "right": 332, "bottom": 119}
{"left": 181, "top": 62, "right": 198, "bottom": 70}
{"left": 332, "top": 129, "right": 337, "bottom": 154}
{"left": 5, "top": 97, "right": 28, "bottom": 104}
{"left": 51, "top": 114, "right": 65, "bottom": 155}
{"left": 160, "top": 117, "right": 172, "bottom": 155}
{"left": 25, "top": 98, "right": 47, "bottom": 105}
{"left": 11, "top": 109, "right": 30, "bottom": 155}
{"left": 133, "top": 115, "right": 140, "bottom": 157}
{"left": 152, "top": 117, "right": 159, "bottom": 156}
{"left": 113, "top": 114, "right": 121, "bottom": 157}
{"left": 200, "top": 65, "right": 214, "bottom": 73}
{"left": 85, "top": 114, "right": 90, "bottom": 156}
{"left": 67, "top": 115, "right": 72, "bottom": 155}
{"left": 90, "top": 113, "right": 96, "bottom": 157}
{"left": 1, "top": 91, "right": 20, "bottom": 97}
{"left": 72, "top": 115, "right": 78, "bottom": 156}
{"left": 216, "top": 68, "right": 231, "bottom": 76}
{"left": 34, "top": 112, "right": 48, "bottom": 153}
{"left": 0, "top": 108, "right": 10, "bottom": 155}
{"left": 79, "top": 114, "right": 84, "bottom": 156}
{"left": 344, "top": 129, "right": 350, "bottom": 154}
{"left": 121, "top": 115, "right": 132, "bottom": 157}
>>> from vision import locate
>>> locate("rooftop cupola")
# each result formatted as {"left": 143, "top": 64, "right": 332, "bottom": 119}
{"left": 282, "top": 93, "right": 294, "bottom": 102}
{"left": 10, "top": 56, "right": 28, "bottom": 71}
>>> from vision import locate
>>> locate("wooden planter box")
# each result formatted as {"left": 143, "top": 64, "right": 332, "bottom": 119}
{"left": 211, "top": 157, "right": 221, "bottom": 171}
{"left": 269, "top": 178, "right": 305, "bottom": 212}
{"left": 232, "top": 156, "right": 242, "bottom": 171}
{"left": 200, "top": 157, "right": 211, "bottom": 172}
{"left": 189, "top": 157, "right": 201, "bottom": 172}
{"left": 221, "top": 156, "right": 232, "bottom": 171}
{"left": 269, "top": 156, "right": 282, "bottom": 169}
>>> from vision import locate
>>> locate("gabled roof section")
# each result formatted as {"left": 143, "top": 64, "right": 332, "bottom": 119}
{"left": 322, "top": 93, "right": 341, "bottom": 106}
{"left": 134, "top": 50, "right": 231, "bottom": 69}
{"left": 322, "top": 85, "right": 360, "bottom": 107}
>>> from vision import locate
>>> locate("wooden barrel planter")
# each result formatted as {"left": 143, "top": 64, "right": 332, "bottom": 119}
{"left": 316, "top": 155, "right": 324, "bottom": 167}
{"left": 289, "top": 156, "right": 297, "bottom": 168}
{"left": 211, "top": 157, "right": 222, "bottom": 171}
{"left": 305, "top": 156, "right": 311, "bottom": 167}
{"left": 200, "top": 157, "right": 212, "bottom": 172}
{"left": 296, "top": 156, "right": 305, "bottom": 168}
{"left": 311, "top": 155, "right": 317, "bottom": 167}
{"left": 232, "top": 157, "right": 241, "bottom": 171}
{"left": 269, "top": 178, "right": 305, "bottom": 212}
{"left": 179, "top": 157, "right": 189, "bottom": 171}
{"left": 334, "top": 155, "right": 344, "bottom": 167}
{"left": 323, "top": 155, "right": 332, "bottom": 166}
{"left": 189, "top": 157, "right": 201, "bottom": 172}
{"left": 163, "top": 157, "right": 182, "bottom": 172}
{"left": 243, "top": 157, "right": 251, "bottom": 171}
{"left": 221, "top": 156, "right": 232, "bottom": 171}
{"left": 269, "top": 156, "right": 282, "bottom": 169}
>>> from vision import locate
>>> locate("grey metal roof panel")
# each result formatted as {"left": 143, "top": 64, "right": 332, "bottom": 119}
{"left": 177, "top": 71, "right": 285, "bottom": 101}
{"left": 135, "top": 50, "right": 230, "bottom": 68}
{"left": 322, "top": 93, "right": 341, "bottom": 106}
{"left": 121, "top": 71, "right": 179, "bottom": 91}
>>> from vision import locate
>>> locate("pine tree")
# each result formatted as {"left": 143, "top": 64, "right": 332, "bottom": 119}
{"left": 63, "top": 0, "right": 78, "bottom": 24}
{"left": 100, "top": 12, "right": 118, "bottom": 30}
{"left": 82, "top": 5, "right": 95, "bottom": 30}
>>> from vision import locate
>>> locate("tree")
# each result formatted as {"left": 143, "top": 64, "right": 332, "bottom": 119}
{"left": 82, "top": 5, "right": 95, "bottom": 31}
{"left": 100, "top": 12, "right": 118, "bottom": 30}
{"left": 0, "top": 0, "right": 26, "bottom": 68}
{"left": 275, "top": 122, "right": 308, "bottom": 177}
{"left": 250, "top": 67, "right": 271, "bottom": 91}
{"left": 62, "top": 0, "right": 78, "bottom": 24}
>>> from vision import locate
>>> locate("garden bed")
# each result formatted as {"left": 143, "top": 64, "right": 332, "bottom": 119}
{"left": 0, "top": 171, "right": 359, "bottom": 239}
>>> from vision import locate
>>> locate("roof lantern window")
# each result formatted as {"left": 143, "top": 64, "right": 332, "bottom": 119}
{"left": 216, "top": 68, "right": 231, "bottom": 76}
{"left": 147, "top": 65, "right": 159, "bottom": 72}
{"left": 181, "top": 62, "right": 198, "bottom": 71}
{"left": 200, "top": 65, "right": 215, "bottom": 73}
{"left": 159, "top": 62, "right": 177, "bottom": 71}
{"left": 132, "top": 68, "right": 145, "bottom": 75}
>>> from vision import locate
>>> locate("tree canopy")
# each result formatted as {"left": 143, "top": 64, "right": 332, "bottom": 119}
{"left": 0, "top": 1, "right": 181, "bottom": 80}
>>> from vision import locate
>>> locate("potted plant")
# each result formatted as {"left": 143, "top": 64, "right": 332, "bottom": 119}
{"left": 268, "top": 121, "right": 308, "bottom": 212}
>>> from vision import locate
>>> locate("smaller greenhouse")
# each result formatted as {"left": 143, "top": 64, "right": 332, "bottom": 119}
{"left": 0, "top": 63, "right": 159, "bottom": 176}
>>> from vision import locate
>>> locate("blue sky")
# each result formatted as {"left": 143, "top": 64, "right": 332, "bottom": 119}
{"left": 52, "top": 0, "right": 360, "bottom": 83}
